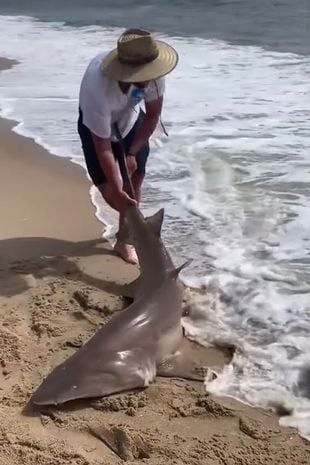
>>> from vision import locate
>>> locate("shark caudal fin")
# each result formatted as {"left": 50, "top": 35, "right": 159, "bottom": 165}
{"left": 145, "top": 208, "right": 165, "bottom": 237}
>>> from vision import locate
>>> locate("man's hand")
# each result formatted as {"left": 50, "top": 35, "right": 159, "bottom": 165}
{"left": 113, "top": 188, "right": 136, "bottom": 213}
{"left": 126, "top": 154, "right": 137, "bottom": 176}
{"left": 90, "top": 132, "right": 137, "bottom": 212}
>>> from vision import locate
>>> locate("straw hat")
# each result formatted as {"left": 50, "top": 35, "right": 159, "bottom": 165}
{"left": 101, "top": 28, "right": 178, "bottom": 82}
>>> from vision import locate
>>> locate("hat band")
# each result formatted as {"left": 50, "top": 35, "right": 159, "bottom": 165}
{"left": 118, "top": 50, "right": 159, "bottom": 66}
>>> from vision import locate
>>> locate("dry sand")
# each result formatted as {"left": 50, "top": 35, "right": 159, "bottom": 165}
{"left": 0, "top": 58, "right": 309, "bottom": 465}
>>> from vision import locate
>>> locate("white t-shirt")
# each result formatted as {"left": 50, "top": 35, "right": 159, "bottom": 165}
{"left": 79, "top": 52, "right": 165, "bottom": 141}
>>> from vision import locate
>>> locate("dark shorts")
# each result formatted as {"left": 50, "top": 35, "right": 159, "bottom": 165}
{"left": 77, "top": 109, "right": 150, "bottom": 187}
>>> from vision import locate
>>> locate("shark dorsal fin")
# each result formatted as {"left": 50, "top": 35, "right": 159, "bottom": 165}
{"left": 168, "top": 259, "right": 193, "bottom": 280}
{"left": 146, "top": 208, "right": 165, "bottom": 237}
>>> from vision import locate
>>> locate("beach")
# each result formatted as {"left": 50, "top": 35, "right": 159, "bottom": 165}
{"left": 1, "top": 7, "right": 310, "bottom": 439}
{"left": 1, "top": 58, "right": 310, "bottom": 464}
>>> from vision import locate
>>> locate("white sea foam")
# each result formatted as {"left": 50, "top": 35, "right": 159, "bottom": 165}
{"left": 0, "top": 14, "right": 310, "bottom": 439}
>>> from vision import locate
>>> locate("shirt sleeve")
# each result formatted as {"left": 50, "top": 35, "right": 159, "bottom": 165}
{"left": 79, "top": 53, "right": 112, "bottom": 139}
{"left": 81, "top": 94, "right": 112, "bottom": 139}
{"left": 144, "top": 77, "right": 165, "bottom": 103}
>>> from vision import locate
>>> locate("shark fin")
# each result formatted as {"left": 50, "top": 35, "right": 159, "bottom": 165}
{"left": 157, "top": 337, "right": 221, "bottom": 383}
{"left": 168, "top": 259, "right": 193, "bottom": 280}
{"left": 157, "top": 351, "right": 214, "bottom": 382}
{"left": 89, "top": 425, "right": 133, "bottom": 461}
{"left": 89, "top": 424, "right": 151, "bottom": 461}
{"left": 145, "top": 208, "right": 165, "bottom": 237}
{"left": 31, "top": 348, "right": 156, "bottom": 406}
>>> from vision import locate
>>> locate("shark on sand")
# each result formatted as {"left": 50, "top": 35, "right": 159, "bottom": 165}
{"left": 30, "top": 206, "right": 212, "bottom": 407}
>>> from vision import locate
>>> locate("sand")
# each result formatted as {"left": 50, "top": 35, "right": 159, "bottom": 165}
{"left": 0, "top": 58, "right": 309, "bottom": 465}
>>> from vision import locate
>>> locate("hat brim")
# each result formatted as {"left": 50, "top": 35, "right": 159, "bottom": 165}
{"left": 101, "top": 40, "right": 178, "bottom": 82}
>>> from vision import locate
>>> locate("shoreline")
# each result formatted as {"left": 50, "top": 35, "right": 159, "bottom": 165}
{"left": 0, "top": 115, "right": 103, "bottom": 246}
{"left": 0, "top": 57, "right": 106, "bottom": 252}
{"left": 0, "top": 56, "right": 117, "bottom": 246}
{"left": 0, "top": 57, "right": 310, "bottom": 464}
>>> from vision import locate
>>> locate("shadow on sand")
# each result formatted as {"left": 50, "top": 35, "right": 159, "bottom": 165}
{"left": 0, "top": 236, "right": 134, "bottom": 298}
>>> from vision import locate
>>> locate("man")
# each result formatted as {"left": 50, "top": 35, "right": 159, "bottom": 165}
{"left": 78, "top": 28, "right": 178, "bottom": 264}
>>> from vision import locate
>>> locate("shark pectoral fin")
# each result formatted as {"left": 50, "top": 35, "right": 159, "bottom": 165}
{"left": 89, "top": 424, "right": 132, "bottom": 461}
{"left": 157, "top": 351, "right": 212, "bottom": 382}
{"left": 89, "top": 424, "right": 151, "bottom": 461}
{"left": 31, "top": 348, "right": 157, "bottom": 406}
{"left": 168, "top": 259, "right": 193, "bottom": 281}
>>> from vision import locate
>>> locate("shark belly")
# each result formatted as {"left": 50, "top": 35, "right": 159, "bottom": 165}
{"left": 155, "top": 323, "right": 183, "bottom": 363}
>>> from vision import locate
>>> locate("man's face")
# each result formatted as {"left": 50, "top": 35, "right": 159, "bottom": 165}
{"left": 132, "top": 80, "right": 150, "bottom": 88}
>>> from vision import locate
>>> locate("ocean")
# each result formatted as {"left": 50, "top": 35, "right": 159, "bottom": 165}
{"left": 0, "top": 0, "right": 309, "bottom": 439}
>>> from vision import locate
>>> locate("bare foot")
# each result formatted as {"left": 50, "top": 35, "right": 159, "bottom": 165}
{"left": 114, "top": 240, "right": 138, "bottom": 265}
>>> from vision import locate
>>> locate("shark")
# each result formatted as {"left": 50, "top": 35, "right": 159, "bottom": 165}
{"left": 30, "top": 206, "right": 208, "bottom": 406}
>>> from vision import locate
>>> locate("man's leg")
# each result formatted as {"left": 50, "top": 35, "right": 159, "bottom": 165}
{"left": 130, "top": 171, "right": 144, "bottom": 204}
{"left": 112, "top": 111, "right": 149, "bottom": 264}
{"left": 78, "top": 110, "right": 139, "bottom": 264}
{"left": 113, "top": 171, "right": 144, "bottom": 264}
{"left": 95, "top": 166, "right": 143, "bottom": 265}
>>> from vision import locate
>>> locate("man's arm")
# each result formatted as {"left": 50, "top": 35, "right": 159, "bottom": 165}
{"left": 91, "top": 134, "right": 122, "bottom": 190}
{"left": 91, "top": 133, "right": 136, "bottom": 210}
{"left": 128, "top": 96, "right": 163, "bottom": 156}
